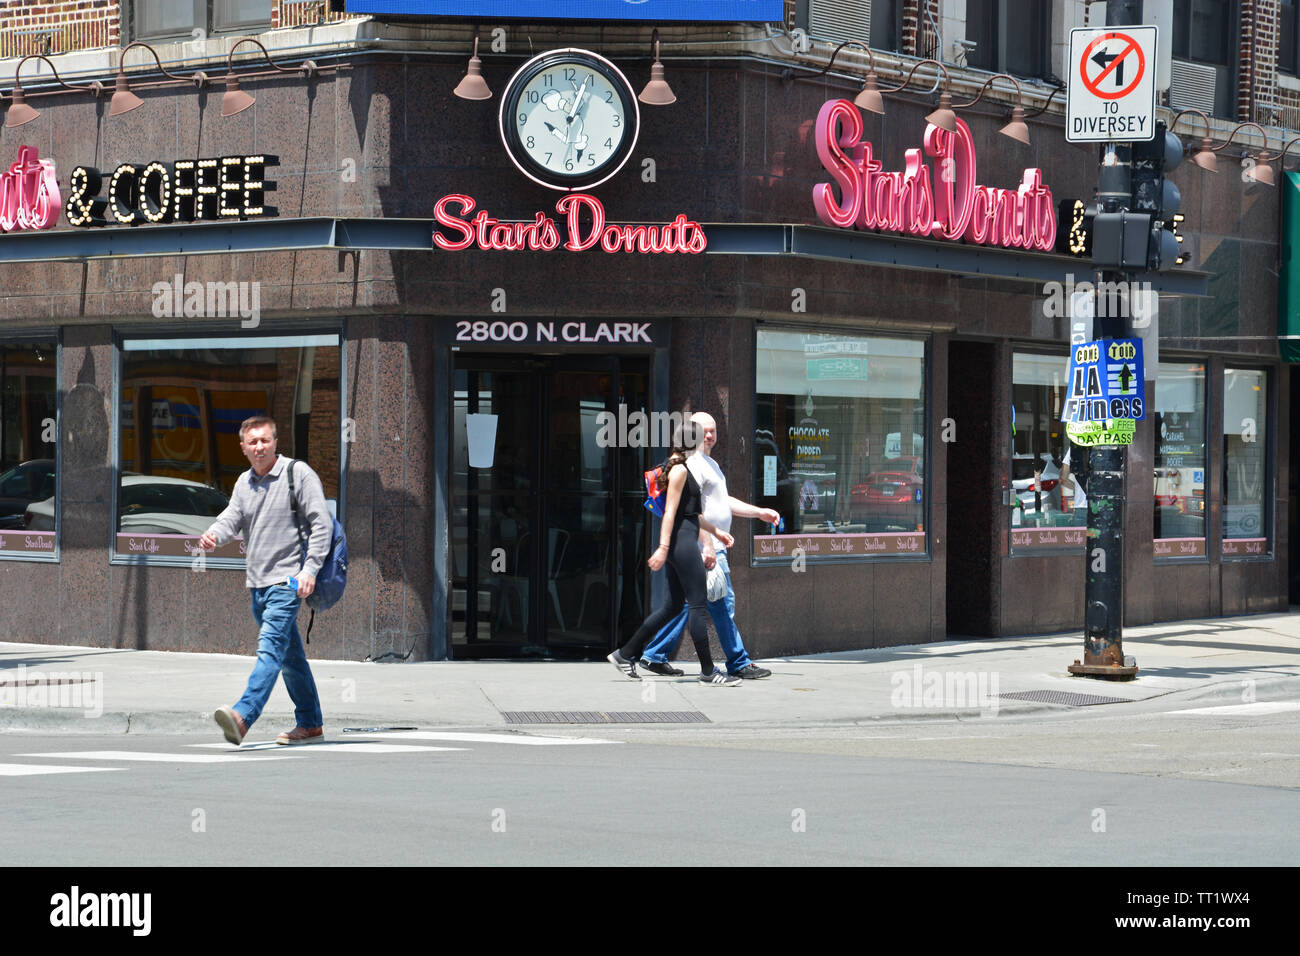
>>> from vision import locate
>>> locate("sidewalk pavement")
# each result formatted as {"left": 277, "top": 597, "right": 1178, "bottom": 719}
{"left": 2, "top": 611, "right": 1299, "bottom": 736}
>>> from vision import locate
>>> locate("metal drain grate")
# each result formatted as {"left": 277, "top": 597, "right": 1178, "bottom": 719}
{"left": 999, "top": 690, "right": 1130, "bottom": 707}
{"left": 502, "top": 710, "right": 712, "bottom": 724}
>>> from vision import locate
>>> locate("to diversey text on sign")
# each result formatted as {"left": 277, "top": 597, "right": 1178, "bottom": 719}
{"left": 1067, "top": 26, "right": 1158, "bottom": 142}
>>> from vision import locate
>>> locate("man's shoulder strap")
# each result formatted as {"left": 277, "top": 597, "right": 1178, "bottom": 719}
{"left": 284, "top": 459, "right": 307, "bottom": 545}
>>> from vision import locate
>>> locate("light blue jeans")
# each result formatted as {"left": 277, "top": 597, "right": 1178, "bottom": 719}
{"left": 639, "top": 549, "right": 753, "bottom": 673}
{"left": 234, "top": 584, "right": 323, "bottom": 730}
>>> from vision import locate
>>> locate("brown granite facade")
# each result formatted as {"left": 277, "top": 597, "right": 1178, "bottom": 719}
{"left": 0, "top": 47, "right": 1289, "bottom": 660}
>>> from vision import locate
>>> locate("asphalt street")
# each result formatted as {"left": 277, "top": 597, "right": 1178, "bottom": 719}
{"left": 3, "top": 704, "right": 1297, "bottom": 866}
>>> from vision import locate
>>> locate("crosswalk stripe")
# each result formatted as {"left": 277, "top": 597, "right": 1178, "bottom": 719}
{"left": 1170, "top": 702, "right": 1300, "bottom": 716}
{"left": 16, "top": 751, "right": 303, "bottom": 764}
{"left": 188, "top": 742, "right": 468, "bottom": 754}
{"left": 0, "top": 763, "right": 123, "bottom": 776}
{"left": 351, "top": 731, "right": 619, "bottom": 746}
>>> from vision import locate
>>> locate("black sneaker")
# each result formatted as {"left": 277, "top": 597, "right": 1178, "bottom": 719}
{"left": 733, "top": 664, "right": 772, "bottom": 679}
{"left": 640, "top": 661, "right": 684, "bottom": 677}
{"left": 699, "top": 668, "right": 742, "bottom": 686}
{"left": 606, "top": 650, "right": 641, "bottom": 680}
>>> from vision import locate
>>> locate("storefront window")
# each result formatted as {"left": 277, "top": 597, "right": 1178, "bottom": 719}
{"left": 0, "top": 342, "right": 57, "bottom": 558}
{"left": 753, "top": 329, "right": 925, "bottom": 560}
{"left": 115, "top": 334, "right": 341, "bottom": 563}
{"left": 1153, "top": 361, "right": 1207, "bottom": 557}
{"left": 1011, "top": 352, "right": 1085, "bottom": 551}
{"left": 1222, "top": 368, "right": 1269, "bottom": 556}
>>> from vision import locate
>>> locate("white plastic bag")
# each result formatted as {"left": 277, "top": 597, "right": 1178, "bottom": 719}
{"left": 706, "top": 562, "right": 727, "bottom": 602}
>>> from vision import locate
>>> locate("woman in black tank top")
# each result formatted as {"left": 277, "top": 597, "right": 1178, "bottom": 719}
{"left": 607, "top": 422, "right": 736, "bottom": 683}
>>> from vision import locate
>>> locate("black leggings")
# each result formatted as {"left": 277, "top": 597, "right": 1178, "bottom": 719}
{"left": 620, "top": 517, "right": 714, "bottom": 673}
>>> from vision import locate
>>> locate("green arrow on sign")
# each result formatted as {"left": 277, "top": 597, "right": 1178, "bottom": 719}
{"left": 1118, "top": 364, "right": 1133, "bottom": 393}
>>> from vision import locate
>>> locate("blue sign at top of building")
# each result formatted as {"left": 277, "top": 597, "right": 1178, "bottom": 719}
{"left": 340, "top": 0, "right": 785, "bottom": 20}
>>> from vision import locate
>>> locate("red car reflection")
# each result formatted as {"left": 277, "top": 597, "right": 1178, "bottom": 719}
{"left": 850, "top": 457, "right": 923, "bottom": 529}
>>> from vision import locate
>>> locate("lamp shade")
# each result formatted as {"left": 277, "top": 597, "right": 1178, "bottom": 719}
{"left": 4, "top": 87, "right": 39, "bottom": 128}
{"left": 221, "top": 74, "right": 255, "bottom": 117}
{"left": 109, "top": 72, "right": 144, "bottom": 116}
{"left": 1247, "top": 156, "right": 1276, "bottom": 186}
{"left": 454, "top": 55, "right": 492, "bottom": 100}
{"left": 1191, "top": 138, "right": 1218, "bottom": 172}
{"left": 1000, "top": 105, "right": 1030, "bottom": 145}
{"left": 925, "top": 92, "right": 957, "bottom": 133}
{"left": 854, "top": 73, "right": 883, "bottom": 114}
{"left": 638, "top": 60, "right": 676, "bottom": 106}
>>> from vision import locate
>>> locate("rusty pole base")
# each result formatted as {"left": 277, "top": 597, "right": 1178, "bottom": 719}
{"left": 1068, "top": 660, "right": 1139, "bottom": 681}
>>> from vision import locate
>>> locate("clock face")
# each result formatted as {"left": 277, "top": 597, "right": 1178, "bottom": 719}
{"left": 499, "top": 49, "right": 640, "bottom": 191}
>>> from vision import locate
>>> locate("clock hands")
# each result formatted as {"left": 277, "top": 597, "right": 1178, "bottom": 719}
{"left": 566, "top": 80, "right": 588, "bottom": 125}
{"left": 535, "top": 74, "right": 601, "bottom": 169}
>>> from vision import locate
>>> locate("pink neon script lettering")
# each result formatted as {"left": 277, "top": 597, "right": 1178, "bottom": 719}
{"left": 812, "top": 100, "right": 1055, "bottom": 252}
{"left": 0, "top": 145, "right": 61, "bottom": 232}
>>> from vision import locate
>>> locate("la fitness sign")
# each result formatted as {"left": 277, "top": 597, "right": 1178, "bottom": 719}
{"left": 813, "top": 98, "right": 1056, "bottom": 251}
{"left": 434, "top": 193, "right": 706, "bottom": 254}
{"left": 0, "top": 146, "right": 61, "bottom": 233}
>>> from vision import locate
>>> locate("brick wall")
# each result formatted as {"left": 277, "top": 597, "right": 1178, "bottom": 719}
{"left": 1249, "top": 0, "right": 1293, "bottom": 130}
{"left": 0, "top": 1, "right": 363, "bottom": 60}
{"left": 272, "top": 0, "right": 356, "bottom": 29}
{"left": 902, "top": 0, "right": 918, "bottom": 56}
{"left": 0, "top": 0, "right": 120, "bottom": 59}
{"left": 1239, "top": 0, "right": 1268, "bottom": 122}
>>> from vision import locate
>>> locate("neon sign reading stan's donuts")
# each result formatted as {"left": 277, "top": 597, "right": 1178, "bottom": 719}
{"left": 812, "top": 98, "right": 1056, "bottom": 252}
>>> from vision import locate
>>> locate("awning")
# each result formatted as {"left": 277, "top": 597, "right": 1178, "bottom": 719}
{"left": 1280, "top": 172, "right": 1300, "bottom": 362}
{"left": 0, "top": 217, "right": 1210, "bottom": 295}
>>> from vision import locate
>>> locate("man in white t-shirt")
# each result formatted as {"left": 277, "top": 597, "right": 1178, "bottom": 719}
{"left": 637, "top": 412, "right": 781, "bottom": 679}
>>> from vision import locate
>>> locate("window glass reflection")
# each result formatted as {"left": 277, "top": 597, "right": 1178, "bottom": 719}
{"left": 0, "top": 343, "right": 57, "bottom": 555}
{"left": 1153, "top": 362, "right": 1206, "bottom": 553}
{"left": 116, "top": 337, "right": 340, "bottom": 559}
{"left": 754, "top": 330, "right": 925, "bottom": 558}
{"left": 1223, "top": 368, "right": 1268, "bottom": 554}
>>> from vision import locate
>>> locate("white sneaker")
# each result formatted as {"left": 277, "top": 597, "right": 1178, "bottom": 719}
{"left": 699, "top": 668, "right": 742, "bottom": 686}
{"left": 606, "top": 650, "right": 641, "bottom": 680}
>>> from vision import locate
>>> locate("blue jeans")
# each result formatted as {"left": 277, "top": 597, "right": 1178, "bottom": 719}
{"left": 639, "top": 549, "right": 753, "bottom": 673}
{"left": 233, "top": 585, "right": 323, "bottom": 730}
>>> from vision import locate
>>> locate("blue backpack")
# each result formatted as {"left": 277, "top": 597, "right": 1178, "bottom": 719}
{"left": 286, "top": 459, "right": 349, "bottom": 641}
{"left": 643, "top": 466, "right": 668, "bottom": 517}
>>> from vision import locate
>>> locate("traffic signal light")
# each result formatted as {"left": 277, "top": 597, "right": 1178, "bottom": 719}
{"left": 1092, "top": 210, "right": 1154, "bottom": 270}
{"left": 1130, "top": 121, "right": 1184, "bottom": 270}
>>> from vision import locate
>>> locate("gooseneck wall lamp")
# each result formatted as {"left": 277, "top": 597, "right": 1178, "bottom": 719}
{"left": 953, "top": 72, "right": 1030, "bottom": 145}
{"left": 1251, "top": 136, "right": 1300, "bottom": 186}
{"left": 1169, "top": 108, "right": 1220, "bottom": 172}
{"left": 453, "top": 31, "right": 492, "bottom": 101}
{"left": 638, "top": 28, "right": 676, "bottom": 106}
{"left": 1210, "top": 122, "right": 1276, "bottom": 186}
{"left": 2, "top": 37, "right": 324, "bottom": 126}
{"left": 4, "top": 54, "right": 104, "bottom": 128}
{"left": 221, "top": 37, "right": 317, "bottom": 117}
{"left": 877, "top": 59, "right": 956, "bottom": 132}
{"left": 788, "top": 39, "right": 884, "bottom": 114}
{"left": 110, "top": 40, "right": 209, "bottom": 117}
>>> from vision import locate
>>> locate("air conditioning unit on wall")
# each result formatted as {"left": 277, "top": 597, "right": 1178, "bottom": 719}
{"left": 1168, "top": 58, "right": 1218, "bottom": 114}
{"left": 807, "top": 0, "right": 872, "bottom": 46}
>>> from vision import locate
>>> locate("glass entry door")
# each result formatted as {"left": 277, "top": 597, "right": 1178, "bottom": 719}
{"left": 452, "top": 354, "right": 650, "bottom": 658}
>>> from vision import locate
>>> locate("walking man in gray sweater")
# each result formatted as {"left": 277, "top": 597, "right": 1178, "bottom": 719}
{"left": 200, "top": 416, "right": 332, "bottom": 746}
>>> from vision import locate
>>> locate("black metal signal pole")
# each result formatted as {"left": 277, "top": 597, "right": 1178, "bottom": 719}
{"left": 1069, "top": 0, "right": 1141, "bottom": 680}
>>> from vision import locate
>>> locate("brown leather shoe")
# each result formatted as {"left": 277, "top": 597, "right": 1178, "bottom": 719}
{"left": 214, "top": 706, "right": 247, "bottom": 746}
{"left": 276, "top": 725, "right": 324, "bottom": 745}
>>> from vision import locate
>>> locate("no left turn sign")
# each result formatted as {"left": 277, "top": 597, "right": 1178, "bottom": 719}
{"left": 1067, "top": 25, "right": 1157, "bottom": 142}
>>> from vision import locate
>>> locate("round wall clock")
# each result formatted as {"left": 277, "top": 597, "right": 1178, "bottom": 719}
{"left": 498, "top": 48, "right": 640, "bottom": 191}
